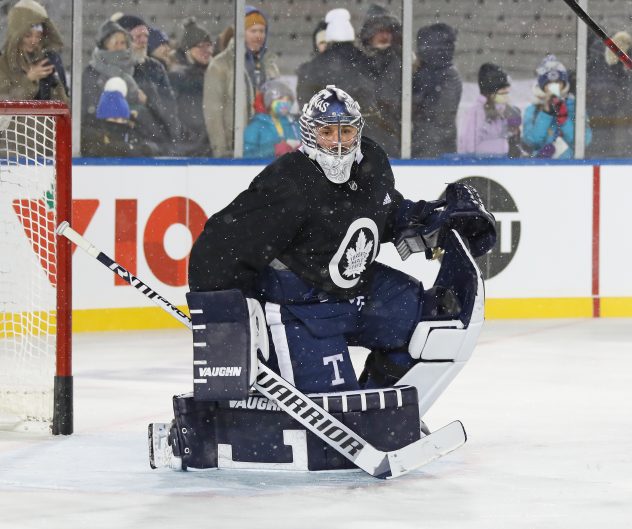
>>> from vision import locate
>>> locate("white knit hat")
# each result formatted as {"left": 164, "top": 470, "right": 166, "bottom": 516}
{"left": 325, "top": 8, "right": 355, "bottom": 43}
{"left": 103, "top": 77, "right": 128, "bottom": 98}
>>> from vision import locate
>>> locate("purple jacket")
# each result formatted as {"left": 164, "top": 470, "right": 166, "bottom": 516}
{"left": 458, "top": 95, "right": 511, "bottom": 156}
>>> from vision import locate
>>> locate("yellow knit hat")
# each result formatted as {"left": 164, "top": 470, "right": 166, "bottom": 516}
{"left": 245, "top": 11, "right": 266, "bottom": 29}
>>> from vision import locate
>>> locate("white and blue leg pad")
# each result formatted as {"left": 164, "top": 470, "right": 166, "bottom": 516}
{"left": 398, "top": 230, "right": 485, "bottom": 417}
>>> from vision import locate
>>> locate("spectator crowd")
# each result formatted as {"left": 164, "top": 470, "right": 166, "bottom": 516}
{"left": 2, "top": 0, "right": 630, "bottom": 159}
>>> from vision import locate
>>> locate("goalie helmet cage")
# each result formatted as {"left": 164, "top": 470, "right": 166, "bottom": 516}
{"left": 0, "top": 100, "right": 72, "bottom": 435}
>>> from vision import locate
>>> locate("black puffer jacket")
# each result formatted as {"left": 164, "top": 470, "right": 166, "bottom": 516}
{"left": 133, "top": 57, "right": 183, "bottom": 155}
{"left": 360, "top": 4, "right": 403, "bottom": 157}
{"left": 411, "top": 23, "right": 462, "bottom": 158}
{"left": 169, "top": 61, "right": 212, "bottom": 157}
{"left": 82, "top": 119, "right": 158, "bottom": 157}
{"left": 295, "top": 20, "right": 327, "bottom": 105}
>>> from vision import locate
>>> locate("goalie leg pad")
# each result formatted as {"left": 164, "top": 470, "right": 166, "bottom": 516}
{"left": 361, "top": 231, "right": 485, "bottom": 417}
{"left": 186, "top": 290, "right": 268, "bottom": 401}
{"left": 170, "top": 393, "right": 219, "bottom": 469}
{"left": 170, "top": 386, "right": 421, "bottom": 471}
{"left": 401, "top": 230, "right": 485, "bottom": 415}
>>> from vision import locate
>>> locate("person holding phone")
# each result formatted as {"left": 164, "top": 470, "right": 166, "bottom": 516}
{"left": 0, "top": 0, "right": 69, "bottom": 102}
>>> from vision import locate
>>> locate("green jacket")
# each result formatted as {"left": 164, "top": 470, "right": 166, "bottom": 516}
{"left": 203, "top": 38, "right": 279, "bottom": 157}
{"left": 0, "top": 1, "right": 67, "bottom": 102}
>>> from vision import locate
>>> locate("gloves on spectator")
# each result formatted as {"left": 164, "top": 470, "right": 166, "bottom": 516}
{"left": 551, "top": 97, "right": 568, "bottom": 125}
{"left": 274, "top": 141, "right": 296, "bottom": 157}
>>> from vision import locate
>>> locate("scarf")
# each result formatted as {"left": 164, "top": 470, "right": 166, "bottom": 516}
{"left": 89, "top": 47, "right": 141, "bottom": 103}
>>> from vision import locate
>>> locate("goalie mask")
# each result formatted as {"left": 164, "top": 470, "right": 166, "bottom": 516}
{"left": 300, "top": 85, "right": 364, "bottom": 184}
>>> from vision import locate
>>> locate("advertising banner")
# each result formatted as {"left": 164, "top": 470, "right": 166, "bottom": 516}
{"left": 66, "top": 162, "right": 622, "bottom": 330}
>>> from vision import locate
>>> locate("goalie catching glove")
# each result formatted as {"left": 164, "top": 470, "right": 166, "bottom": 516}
{"left": 394, "top": 183, "right": 497, "bottom": 260}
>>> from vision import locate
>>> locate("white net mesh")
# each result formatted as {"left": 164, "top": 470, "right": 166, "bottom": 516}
{"left": 0, "top": 114, "right": 57, "bottom": 430}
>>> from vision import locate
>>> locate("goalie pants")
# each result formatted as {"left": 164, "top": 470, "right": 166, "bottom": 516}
{"left": 256, "top": 263, "right": 423, "bottom": 394}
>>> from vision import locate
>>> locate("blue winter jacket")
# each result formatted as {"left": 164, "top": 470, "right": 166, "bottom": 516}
{"left": 244, "top": 113, "right": 300, "bottom": 158}
{"left": 522, "top": 97, "right": 592, "bottom": 159}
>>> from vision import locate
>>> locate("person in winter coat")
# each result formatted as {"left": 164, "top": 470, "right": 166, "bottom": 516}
{"left": 81, "top": 19, "right": 149, "bottom": 156}
{"left": 522, "top": 54, "right": 592, "bottom": 159}
{"left": 0, "top": 0, "right": 68, "bottom": 102}
{"left": 586, "top": 31, "right": 632, "bottom": 158}
{"left": 411, "top": 23, "right": 462, "bottom": 158}
{"left": 147, "top": 27, "right": 175, "bottom": 73}
{"left": 244, "top": 79, "right": 300, "bottom": 158}
{"left": 112, "top": 13, "right": 183, "bottom": 156}
{"left": 296, "top": 20, "right": 327, "bottom": 96}
{"left": 169, "top": 18, "right": 214, "bottom": 157}
{"left": 83, "top": 77, "right": 157, "bottom": 157}
{"left": 458, "top": 63, "right": 523, "bottom": 157}
{"left": 203, "top": 6, "right": 279, "bottom": 158}
{"left": 359, "top": 4, "right": 402, "bottom": 157}
{"left": 296, "top": 9, "right": 379, "bottom": 141}
{"left": 213, "top": 26, "right": 234, "bottom": 56}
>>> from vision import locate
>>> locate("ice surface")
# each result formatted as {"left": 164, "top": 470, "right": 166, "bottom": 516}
{"left": 1, "top": 319, "right": 631, "bottom": 529}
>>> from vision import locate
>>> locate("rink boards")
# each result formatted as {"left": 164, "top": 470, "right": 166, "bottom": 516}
{"left": 64, "top": 160, "right": 631, "bottom": 331}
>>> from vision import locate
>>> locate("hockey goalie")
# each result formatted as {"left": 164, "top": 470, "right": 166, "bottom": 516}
{"left": 149, "top": 85, "right": 496, "bottom": 475}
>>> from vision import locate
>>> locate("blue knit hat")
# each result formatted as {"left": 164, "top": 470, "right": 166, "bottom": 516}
{"left": 148, "top": 27, "right": 169, "bottom": 55}
{"left": 96, "top": 78, "right": 130, "bottom": 120}
{"left": 536, "top": 54, "right": 568, "bottom": 90}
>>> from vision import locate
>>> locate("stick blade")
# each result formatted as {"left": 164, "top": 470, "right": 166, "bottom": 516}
{"left": 386, "top": 420, "right": 467, "bottom": 479}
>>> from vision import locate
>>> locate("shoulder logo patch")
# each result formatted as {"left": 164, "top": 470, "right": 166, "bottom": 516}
{"left": 383, "top": 193, "right": 392, "bottom": 205}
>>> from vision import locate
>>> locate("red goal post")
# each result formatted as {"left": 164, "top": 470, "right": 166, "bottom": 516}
{"left": 0, "top": 100, "right": 72, "bottom": 435}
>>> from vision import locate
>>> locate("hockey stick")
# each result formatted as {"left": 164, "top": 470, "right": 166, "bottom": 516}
{"left": 56, "top": 221, "right": 466, "bottom": 479}
{"left": 561, "top": 0, "right": 632, "bottom": 69}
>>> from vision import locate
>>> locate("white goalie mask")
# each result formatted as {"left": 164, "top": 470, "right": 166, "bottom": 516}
{"left": 299, "top": 85, "right": 364, "bottom": 184}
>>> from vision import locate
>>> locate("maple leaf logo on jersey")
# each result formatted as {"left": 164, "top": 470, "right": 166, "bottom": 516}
{"left": 329, "top": 218, "right": 378, "bottom": 289}
{"left": 343, "top": 230, "right": 373, "bottom": 278}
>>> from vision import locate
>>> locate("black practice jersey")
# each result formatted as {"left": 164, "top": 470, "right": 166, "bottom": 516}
{"left": 189, "top": 137, "right": 406, "bottom": 299}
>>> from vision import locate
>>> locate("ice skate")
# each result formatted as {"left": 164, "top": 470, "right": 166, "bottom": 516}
{"left": 148, "top": 423, "right": 183, "bottom": 471}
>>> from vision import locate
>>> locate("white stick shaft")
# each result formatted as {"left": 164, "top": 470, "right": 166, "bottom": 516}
{"left": 56, "top": 221, "right": 192, "bottom": 329}
{"left": 56, "top": 221, "right": 100, "bottom": 258}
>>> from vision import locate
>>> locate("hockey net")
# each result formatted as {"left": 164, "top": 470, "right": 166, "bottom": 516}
{"left": 0, "top": 101, "right": 72, "bottom": 434}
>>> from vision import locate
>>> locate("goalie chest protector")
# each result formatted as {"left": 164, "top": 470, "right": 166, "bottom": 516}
{"left": 170, "top": 385, "right": 421, "bottom": 471}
